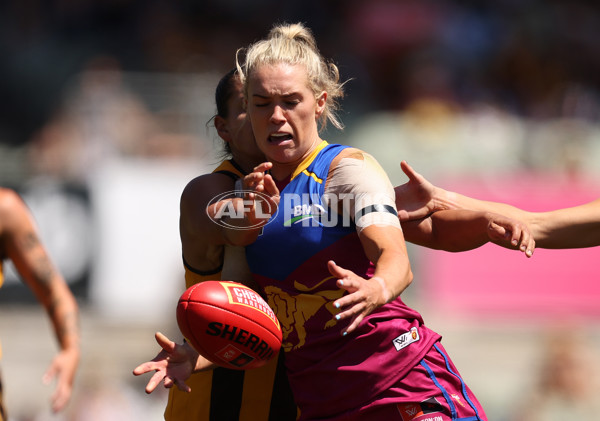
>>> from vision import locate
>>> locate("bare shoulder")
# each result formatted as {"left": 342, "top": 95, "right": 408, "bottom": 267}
{"left": 181, "top": 172, "right": 237, "bottom": 213}
{"left": 329, "top": 147, "right": 369, "bottom": 173}
{"left": 337, "top": 147, "right": 366, "bottom": 160}
{"left": 180, "top": 172, "right": 238, "bottom": 241}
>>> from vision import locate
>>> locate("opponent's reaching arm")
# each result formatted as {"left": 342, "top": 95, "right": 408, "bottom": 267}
{"left": 401, "top": 209, "right": 535, "bottom": 257}
{"left": 396, "top": 162, "right": 600, "bottom": 249}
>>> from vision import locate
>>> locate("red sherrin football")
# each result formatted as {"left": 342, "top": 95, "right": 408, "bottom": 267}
{"left": 176, "top": 281, "right": 282, "bottom": 370}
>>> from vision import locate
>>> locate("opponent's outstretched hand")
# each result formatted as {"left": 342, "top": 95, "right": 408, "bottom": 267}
{"left": 132, "top": 332, "right": 197, "bottom": 394}
{"left": 395, "top": 161, "right": 449, "bottom": 221}
{"left": 329, "top": 261, "right": 392, "bottom": 336}
{"left": 243, "top": 162, "right": 280, "bottom": 226}
{"left": 486, "top": 212, "right": 536, "bottom": 257}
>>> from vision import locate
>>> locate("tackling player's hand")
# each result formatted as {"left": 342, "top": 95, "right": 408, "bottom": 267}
{"left": 395, "top": 161, "right": 449, "bottom": 221}
{"left": 243, "top": 162, "right": 280, "bottom": 226}
{"left": 486, "top": 212, "right": 536, "bottom": 257}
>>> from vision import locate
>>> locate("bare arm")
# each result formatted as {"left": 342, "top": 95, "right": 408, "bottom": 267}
{"left": 0, "top": 189, "right": 80, "bottom": 412}
{"left": 328, "top": 150, "right": 412, "bottom": 334}
{"left": 423, "top": 185, "right": 600, "bottom": 249}
{"left": 402, "top": 209, "right": 535, "bottom": 257}
{"left": 397, "top": 162, "right": 600, "bottom": 249}
{"left": 527, "top": 199, "right": 600, "bottom": 248}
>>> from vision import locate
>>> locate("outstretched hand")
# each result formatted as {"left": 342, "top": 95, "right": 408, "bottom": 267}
{"left": 329, "top": 261, "right": 391, "bottom": 336}
{"left": 43, "top": 347, "right": 79, "bottom": 413}
{"left": 395, "top": 161, "right": 449, "bottom": 221}
{"left": 486, "top": 213, "right": 536, "bottom": 257}
{"left": 242, "top": 162, "right": 280, "bottom": 226}
{"left": 132, "top": 332, "right": 197, "bottom": 394}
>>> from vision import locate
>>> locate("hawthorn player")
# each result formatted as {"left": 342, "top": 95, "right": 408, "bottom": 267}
{"left": 133, "top": 70, "right": 297, "bottom": 421}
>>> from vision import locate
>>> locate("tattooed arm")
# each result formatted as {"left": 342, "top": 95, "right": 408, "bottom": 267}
{"left": 0, "top": 188, "right": 80, "bottom": 413}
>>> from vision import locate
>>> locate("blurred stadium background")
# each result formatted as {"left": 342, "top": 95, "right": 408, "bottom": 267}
{"left": 0, "top": 1, "right": 599, "bottom": 420}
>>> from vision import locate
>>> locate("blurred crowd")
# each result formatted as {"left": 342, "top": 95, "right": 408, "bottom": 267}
{"left": 1, "top": 0, "right": 599, "bottom": 147}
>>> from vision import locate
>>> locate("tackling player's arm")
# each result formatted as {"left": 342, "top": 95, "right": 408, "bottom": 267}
{"left": 401, "top": 209, "right": 535, "bottom": 257}
{"left": 180, "top": 173, "right": 240, "bottom": 271}
{"left": 397, "top": 162, "right": 599, "bottom": 249}
{"left": 526, "top": 198, "right": 600, "bottom": 249}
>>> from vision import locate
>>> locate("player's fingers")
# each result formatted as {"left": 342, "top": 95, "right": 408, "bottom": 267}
{"left": 334, "top": 298, "right": 365, "bottom": 323}
{"left": 42, "top": 363, "right": 57, "bottom": 385}
{"left": 50, "top": 382, "right": 71, "bottom": 413}
{"left": 400, "top": 160, "right": 424, "bottom": 183}
{"left": 504, "top": 222, "right": 534, "bottom": 255}
{"left": 163, "top": 376, "right": 175, "bottom": 388}
{"left": 254, "top": 180, "right": 264, "bottom": 191}
{"left": 400, "top": 161, "right": 415, "bottom": 180}
{"left": 342, "top": 313, "right": 366, "bottom": 336}
{"left": 263, "top": 174, "right": 280, "bottom": 197}
{"left": 396, "top": 209, "right": 409, "bottom": 222}
{"left": 507, "top": 224, "right": 522, "bottom": 248}
{"left": 243, "top": 173, "right": 263, "bottom": 190}
{"left": 155, "top": 332, "right": 176, "bottom": 353}
{"left": 520, "top": 231, "right": 535, "bottom": 257}
{"left": 327, "top": 260, "right": 352, "bottom": 280}
{"left": 145, "top": 371, "right": 166, "bottom": 394}
{"left": 173, "top": 377, "right": 192, "bottom": 393}
{"left": 133, "top": 361, "right": 160, "bottom": 376}
{"left": 488, "top": 222, "right": 508, "bottom": 243}
{"left": 253, "top": 162, "right": 273, "bottom": 173}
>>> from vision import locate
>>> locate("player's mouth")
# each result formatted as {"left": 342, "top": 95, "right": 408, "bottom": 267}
{"left": 268, "top": 132, "right": 293, "bottom": 144}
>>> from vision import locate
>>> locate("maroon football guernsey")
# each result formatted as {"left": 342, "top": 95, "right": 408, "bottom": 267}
{"left": 246, "top": 143, "right": 444, "bottom": 419}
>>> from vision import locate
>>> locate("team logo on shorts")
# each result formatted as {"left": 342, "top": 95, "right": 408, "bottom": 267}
{"left": 397, "top": 397, "right": 443, "bottom": 421}
{"left": 392, "top": 327, "right": 420, "bottom": 351}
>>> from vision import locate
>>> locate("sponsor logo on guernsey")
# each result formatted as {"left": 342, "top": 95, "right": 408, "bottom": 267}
{"left": 392, "top": 327, "right": 420, "bottom": 351}
{"left": 283, "top": 202, "right": 328, "bottom": 226}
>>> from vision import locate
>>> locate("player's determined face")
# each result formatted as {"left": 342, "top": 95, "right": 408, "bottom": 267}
{"left": 247, "top": 62, "right": 326, "bottom": 169}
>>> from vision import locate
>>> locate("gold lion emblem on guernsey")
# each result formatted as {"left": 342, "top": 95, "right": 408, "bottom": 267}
{"left": 264, "top": 276, "right": 345, "bottom": 351}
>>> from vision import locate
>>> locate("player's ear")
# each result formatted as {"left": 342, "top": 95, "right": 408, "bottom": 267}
{"left": 215, "top": 116, "right": 232, "bottom": 143}
{"left": 315, "top": 91, "right": 327, "bottom": 118}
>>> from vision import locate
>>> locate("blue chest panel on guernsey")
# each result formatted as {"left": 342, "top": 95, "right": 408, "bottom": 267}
{"left": 246, "top": 143, "right": 354, "bottom": 282}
